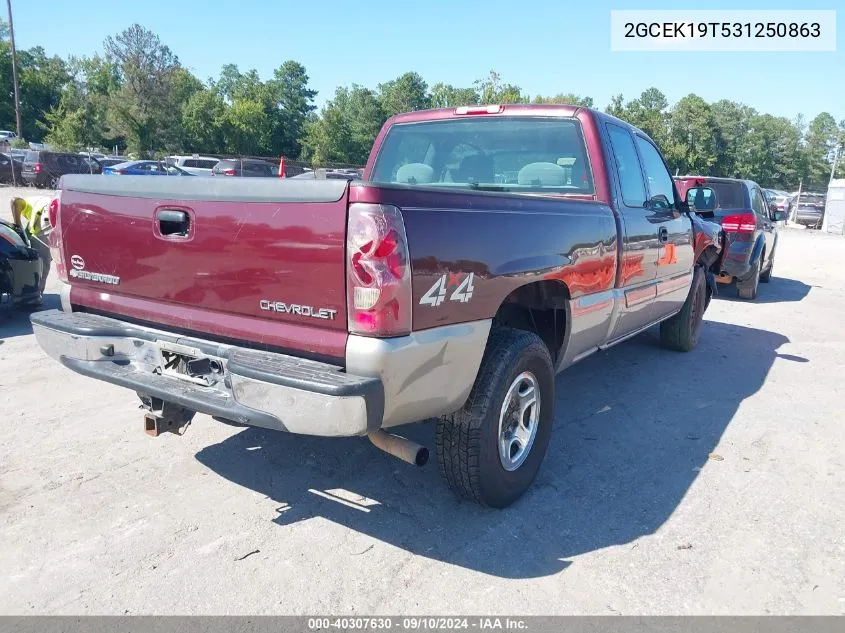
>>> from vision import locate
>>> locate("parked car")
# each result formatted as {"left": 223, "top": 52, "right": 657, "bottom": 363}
{"left": 764, "top": 189, "right": 793, "bottom": 214}
{"left": 0, "top": 218, "right": 42, "bottom": 308}
{"left": 789, "top": 192, "right": 826, "bottom": 228}
{"left": 31, "top": 104, "right": 725, "bottom": 508}
{"left": 21, "top": 150, "right": 102, "bottom": 188}
{"left": 289, "top": 167, "right": 361, "bottom": 181}
{"left": 210, "top": 158, "right": 279, "bottom": 177}
{"left": 103, "top": 160, "right": 193, "bottom": 176}
{"left": 0, "top": 152, "right": 23, "bottom": 184}
{"left": 675, "top": 176, "right": 785, "bottom": 300}
{"left": 79, "top": 151, "right": 108, "bottom": 161}
{"left": 98, "top": 157, "right": 129, "bottom": 169}
{"left": 165, "top": 155, "right": 219, "bottom": 176}
{"left": 0, "top": 130, "right": 17, "bottom": 141}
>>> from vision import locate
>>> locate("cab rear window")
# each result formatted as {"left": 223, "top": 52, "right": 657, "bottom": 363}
{"left": 370, "top": 117, "right": 594, "bottom": 195}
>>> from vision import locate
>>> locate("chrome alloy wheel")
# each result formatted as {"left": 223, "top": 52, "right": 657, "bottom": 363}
{"left": 497, "top": 371, "right": 541, "bottom": 471}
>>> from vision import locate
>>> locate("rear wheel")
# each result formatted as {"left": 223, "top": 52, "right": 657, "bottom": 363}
{"left": 435, "top": 328, "right": 554, "bottom": 508}
{"left": 660, "top": 266, "right": 706, "bottom": 352}
{"left": 737, "top": 257, "right": 762, "bottom": 300}
{"left": 760, "top": 252, "right": 774, "bottom": 283}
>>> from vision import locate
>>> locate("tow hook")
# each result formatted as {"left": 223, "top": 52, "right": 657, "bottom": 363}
{"left": 140, "top": 396, "right": 194, "bottom": 437}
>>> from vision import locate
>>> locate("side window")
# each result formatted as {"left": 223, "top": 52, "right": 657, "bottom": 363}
{"left": 751, "top": 187, "right": 766, "bottom": 217}
{"left": 634, "top": 136, "right": 675, "bottom": 210}
{"left": 606, "top": 124, "right": 646, "bottom": 208}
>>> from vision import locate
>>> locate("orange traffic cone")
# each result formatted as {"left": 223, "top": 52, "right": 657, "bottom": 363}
{"left": 279, "top": 157, "right": 286, "bottom": 178}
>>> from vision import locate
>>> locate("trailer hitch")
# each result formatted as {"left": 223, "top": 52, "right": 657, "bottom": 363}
{"left": 139, "top": 395, "right": 194, "bottom": 437}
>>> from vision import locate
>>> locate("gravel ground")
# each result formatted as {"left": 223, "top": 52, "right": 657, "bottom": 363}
{"left": 1, "top": 185, "right": 844, "bottom": 615}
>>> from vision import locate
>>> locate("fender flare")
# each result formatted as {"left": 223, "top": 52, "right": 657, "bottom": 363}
{"left": 749, "top": 235, "right": 766, "bottom": 266}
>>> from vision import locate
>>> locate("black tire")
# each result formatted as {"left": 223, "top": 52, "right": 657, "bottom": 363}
{"left": 737, "top": 256, "right": 762, "bottom": 300}
{"left": 435, "top": 327, "right": 554, "bottom": 508}
{"left": 760, "top": 252, "right": 773, "bottom": 283}
{"left": 660, "top": 266, "right": 706, "bottom": 352}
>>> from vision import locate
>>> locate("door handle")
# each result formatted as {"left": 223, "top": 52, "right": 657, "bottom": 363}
{"left": 658, "top": 227, "right": 669, "bottom": 243}
{"left": 156, "top": 209, "right": 190, "bottom": 237}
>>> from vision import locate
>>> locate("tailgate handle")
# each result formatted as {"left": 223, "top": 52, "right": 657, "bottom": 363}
{"left": 157, "top": 209, "right": 190, "bottom": 237}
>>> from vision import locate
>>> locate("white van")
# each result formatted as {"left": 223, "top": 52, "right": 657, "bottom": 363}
{"left": 164, "top": 155, "right": 219, "bottom": 176}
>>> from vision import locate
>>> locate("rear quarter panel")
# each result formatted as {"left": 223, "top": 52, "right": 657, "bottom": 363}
{"left": 350, "top": 185, "right": 618, "bottom": 330}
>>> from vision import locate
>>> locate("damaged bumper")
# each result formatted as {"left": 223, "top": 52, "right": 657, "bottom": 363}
{"left": 30, "top": 309, "right": 382, "bottom": 436}
{"left": 30, "top": 308, "right": 492, "bottom": 437}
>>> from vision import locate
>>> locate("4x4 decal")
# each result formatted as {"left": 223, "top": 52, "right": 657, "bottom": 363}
{"left": 420, "top": 273, "right": 475, "bottom": 307}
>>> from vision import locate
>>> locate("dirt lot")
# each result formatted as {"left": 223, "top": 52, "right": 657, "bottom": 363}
{"left": 1, "top": 185, "right": 844, "bottom": 615}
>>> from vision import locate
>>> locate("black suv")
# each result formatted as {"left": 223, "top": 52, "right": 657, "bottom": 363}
{"left": 21, "top": 150, "right": 102, "bottom": 188}
{"left": 676, "top": 176, "right": 786, "bottom": 300}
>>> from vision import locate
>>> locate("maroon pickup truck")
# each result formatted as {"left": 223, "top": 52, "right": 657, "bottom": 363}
{"left": 32, "top": 105, "right": 724, "bottom": 507}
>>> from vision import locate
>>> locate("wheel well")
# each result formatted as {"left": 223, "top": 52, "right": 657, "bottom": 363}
{"left": 492, "top": 281, "right": 569, "bottom": 362}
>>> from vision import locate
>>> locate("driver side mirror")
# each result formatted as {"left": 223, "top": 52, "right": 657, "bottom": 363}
{"left": 772, "top": 210, "right": 787, "bottom": 222}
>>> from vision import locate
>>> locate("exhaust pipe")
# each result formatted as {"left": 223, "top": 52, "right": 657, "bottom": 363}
{"left": 368, "top": 430, "right": 429, "bottom": 466}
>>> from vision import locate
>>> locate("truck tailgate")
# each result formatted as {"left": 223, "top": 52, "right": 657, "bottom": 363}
{"left": 57, "top": 176, "right": 349, "bottom": 358}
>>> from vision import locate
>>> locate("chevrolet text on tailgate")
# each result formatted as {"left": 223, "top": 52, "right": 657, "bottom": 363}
{"left": 32, "top": 105, "right": 724, "bottom": 507}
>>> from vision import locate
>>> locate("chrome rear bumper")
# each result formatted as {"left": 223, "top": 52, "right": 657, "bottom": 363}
{"left": 30, "top": 309, "right": 491, "bottom": 436}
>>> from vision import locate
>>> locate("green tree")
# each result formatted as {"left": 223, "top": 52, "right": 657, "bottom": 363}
{"left": 739, "top": 114, "right": 801, "bottom": 188}
{"left": 40, "top": 54, "right": 122, "bottom": 150}
{"left": 803, "top": 112, "right": 840, "bottom": 188}
{"left": 181, "top": 89, "right": 226, "bottom": 153}
{"left": 533, "top": 93, "right": 594, "bottom": 107}
{"left": 474, "top": 70, "right": 526, "bottom": 104}
{"left": 429, "top": 82, "right": 479, "bottom": 108}
{"left": 665, "top": 94, "right": 718, "bottom": 175}
{"left": 223, "top": 99, "right": 271, "bottom": 155}
{"left": 104, "top": 24, "right": 181, "bottom": 154}
{"left": 268, "top": 60, "right": 317, "bottom": 158}
{"left": 1, "top": 41, "right": 69, "bottom": 140}
{"left": 710, "top": 100, "right": 757, "bottom": 178}
{"left": 377, "top": 71, "right": 430, "bottom": 118}
{"left": 625, "top": 88, "right": 670, "bottom": 147}
{"left": 836, "top": 119, "right": 845, "bottom": 180}
{"left": 302, "top": 85, "right": 385, "bottom": 165}
{"left": 602, "top": 89, "right": 669, "bottom": 147}
{"left": 605, "top": 93, "right": 626, "bottom": 119}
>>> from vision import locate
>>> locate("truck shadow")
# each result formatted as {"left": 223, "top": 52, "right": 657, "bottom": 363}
{"left": 714, "top": 276, "right": 812, "bottom": 304}
{"left": 195, "top": 320, "right": 795, "bottom": 579}
{"left": 0, "top": 293, "right": 60, "bottom": 339}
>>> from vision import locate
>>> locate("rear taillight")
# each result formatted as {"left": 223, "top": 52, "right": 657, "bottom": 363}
{"left": 722, "top": 213, "right": 756, "bottom": 233}
{"left": 34, "top": 163, "right": 42, "bottom": 173}
{"left": 50, "top": 194, "right": 68, "bottom": 283}
{"left": 223, "top": 169, "right": 236, "bottom": 176}
{"left": 48, "top": 197, "right": 58, "bottom": 228}
{"left": 346, "top": 203, "right": 411, "bottom": 337}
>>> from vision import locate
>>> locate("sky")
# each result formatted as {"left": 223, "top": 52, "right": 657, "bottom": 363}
{"left": 10, "top": 0, "right": 845, "bottom": 123}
